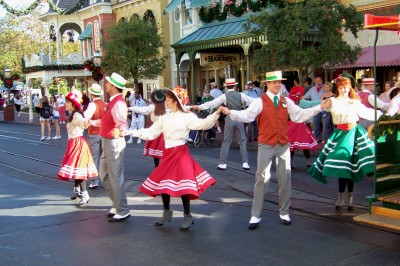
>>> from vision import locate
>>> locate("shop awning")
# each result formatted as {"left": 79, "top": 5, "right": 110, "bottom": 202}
{"left": 78, "top": 24, "right": 92, "bottom": 41}
{"left": 175, "top": 16, "right": 249, "bottom": 45}
{"left": 163, "top": 0, "right": 181, "bottom": 14}
{"left": 190, "top": 0, "right": 209, "bottom": 8}
{"left": 336, "top": 44, "right": 400, "bottom": 69}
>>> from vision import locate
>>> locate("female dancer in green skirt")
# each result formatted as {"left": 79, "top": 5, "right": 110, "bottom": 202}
{"left": 308, "top": 75, "right": 381, "bottom": 211}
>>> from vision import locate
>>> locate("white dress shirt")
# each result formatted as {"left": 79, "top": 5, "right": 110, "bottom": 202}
{"left": 229, "top": 91, "right": 322, "bottom": 123}
{"left": 386, "top": 94, "right": 400, "bottom": 116}
{"left": 198, "top": 89, "right": 254, "bottom": 110}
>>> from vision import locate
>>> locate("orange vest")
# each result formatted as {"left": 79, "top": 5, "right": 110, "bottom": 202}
{"left": 88, "top": 99, "right": 107, "bottom": 135}
{"left": 257, "top": 94, "right": 289, "bottom": 146}
{"left": 99, "top": 95, "right": 126, "bottom": 139}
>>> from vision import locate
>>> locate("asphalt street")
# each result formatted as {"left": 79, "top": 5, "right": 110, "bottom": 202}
{"left": 0, "top": 112, "right": 399, "bottom": 266}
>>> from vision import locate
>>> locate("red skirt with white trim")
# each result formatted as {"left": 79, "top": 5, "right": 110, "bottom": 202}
{"left": 139, "top": 144, "right": 216, "bottom": 200}
{"left": 58, "top": 136, "right": 98, "bottom": 181}
{"left": 143, "top": 134, "right": 164, "bottom": 159}
{"left": 288, "top": 121, "right": 318, "bottom": 151}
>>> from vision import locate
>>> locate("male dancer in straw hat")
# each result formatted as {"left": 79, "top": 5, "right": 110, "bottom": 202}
{"left": 221, "top": 71, "right": 331, "bottom": 229}
{"left": 95, "top": 73, "right": 131, "bottom": 222}
{"left": 358, "top": 77, "right": 389, "bottom": 130}
{"left": 192, "top": 78, "right": 254, "bottom": 170}
{"left": 84, "top": 84, "right": 107, "bottom": 189}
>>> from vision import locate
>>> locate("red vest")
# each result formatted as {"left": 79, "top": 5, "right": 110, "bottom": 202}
{"left": 257, "top": 94, "right": 289, "bottom": 146}
{"left": 88, "top": 99, "right": 107, "bottom": 135}
{"left": 99, "top": 95, "right": 126, "bottom": 139}
{"left": 358, "top": 91, "right": 374, "bottom": 109}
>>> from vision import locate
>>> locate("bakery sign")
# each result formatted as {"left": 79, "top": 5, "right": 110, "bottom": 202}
{"left": 200, "top": 53, "right": 240, "bottom": 68}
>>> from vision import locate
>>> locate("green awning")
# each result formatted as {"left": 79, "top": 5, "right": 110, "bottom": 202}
{"left": 78, "top": 24, "right": 92, "bottom": 41}
{"left": 190, "top": 0, "right": 209, "bottom": 8}
{"left": 175, "top": 16, "right": 248, "bottom": 46}
{"left": 163, "top": 0, "right": 181, "bottom": 14}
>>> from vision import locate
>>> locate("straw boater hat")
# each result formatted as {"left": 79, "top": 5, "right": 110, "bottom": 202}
{"left": 263, "top": 71, "right": 287, "bottom": 82}
{"left": 362, "top": 78, "right": 377, "bottom": 85}
{"left": 66, "top": 89, "right": 83, "bottom": 109}
{"left": 105, "top": 73, "right": 127, "bottom": 89}
{"left": 150, "top": 89, "right": 166, "bottom": 104}
{"left": 210, "top": 82, "right": 217, "bottom": 87}
{"left": 167, "top": 86, "right": 189, "bottom": 110}
{"left": 88, "top": 84, "right": 103, "bottom": 96}
{"left": 224, "top": 78, "right": 238, "bottom": 86}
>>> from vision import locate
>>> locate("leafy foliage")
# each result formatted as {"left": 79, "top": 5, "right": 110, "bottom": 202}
{"left": 102, "top": 16, "right": 166, "bottom": 88}
{"left": 245, "top": 0, "right": 363, "bottom": 79}
{"left": 0, "top": 0, "right": 85, "bottom": 16}
{"left": 0, "top": 13, "right": 48, "bottom": 78}
{"left": 373, "top": 114, "right": 400, "bottom": 139}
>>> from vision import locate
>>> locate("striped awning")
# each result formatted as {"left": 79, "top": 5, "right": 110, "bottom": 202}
{"left": 78, "top": 24, "right": 92, "bottom": 41}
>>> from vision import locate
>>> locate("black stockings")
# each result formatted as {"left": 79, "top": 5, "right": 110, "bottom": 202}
{"left": 161, "top": 193, "right": 190, "bottom": 215}
{"left": 153, "top": 158, "right": 160, "bottom": 168}
{"left": 74, "top": 179, "right": 86, "bottom": 191}
{"left": 338, "top": 178, "right": 354, "bottom": 193}
{"left": 290, "top": 149, "right": 310, "bottom": 160}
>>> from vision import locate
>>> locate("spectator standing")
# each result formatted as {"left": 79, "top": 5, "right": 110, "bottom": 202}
{"left": 303, "top": 76, "right": 325, "bottom": 142}
{"left": 57, "top": 94, "right": 67, "bottom": 124}
{"left": 303, "top": 77, "right": 312, "bottom": 94}
{"left": 127, "top": 91, "right": 147, "bottom": 144}
{"left": 39, "top": 96, "right": 53, "bottom": 141}
{"left": 379, "top": 81, "right": 394, "bottom": 103}
{"left": 14, "top": 94, "right": 23, "bottom": 117}
{"left": 50, "top": 95, "right": 61, "bottom": 139}
{"left": 84, "top": 84, "right": 107, "bottom": 189}
{"left": 33, "top": 93, "right": 41, "bottom": 118}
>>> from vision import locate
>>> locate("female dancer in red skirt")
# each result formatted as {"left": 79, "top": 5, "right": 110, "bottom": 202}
{"left": 124, "top": 87, "right": 222, "bottom": 230}
{"left": 57, "top": 90, "right": 98, "bottom": 206}
{"left": 128, "top": 89, "right": 166, "bottom": 167}
{"left": 287, "top": 85, "right": 320, "bottom": 167}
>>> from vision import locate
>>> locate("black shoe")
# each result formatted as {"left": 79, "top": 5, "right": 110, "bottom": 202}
{"left": 347, "top": 206, "right": 354, "bottom": 211}
{"left": 253, "top": 138, "right": 257, "bottom": 141}
{"left": 107, "top": 213, "right": 116, "bottom": 218}
{"left": 281, "top": 219, "right": 291, "bottom": 225}
{"left": 248, "top": 223, "right": 259, "bottom": 230}
{"left": 108, "top": 213, "right": 131, "bottom": 222}
{"left": 248, "top": 138, "right": 252, "bottom": 143}
{"left": 336, "top": 205, "right": 342, "bottom": 211}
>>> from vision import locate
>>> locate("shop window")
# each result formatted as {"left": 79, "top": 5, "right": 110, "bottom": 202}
{"left": 174, "top": 8, "right": 180, "bottom": 23}
{"left": 183, "top": 0, "right": 193, "bottom": 26}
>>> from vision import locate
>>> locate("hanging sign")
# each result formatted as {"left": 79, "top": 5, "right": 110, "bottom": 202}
{"left": 200, "top": 53, "right": 240, "bottom": 68}
{"left": 94, "top": 21, "right": 101, "bottom": 51}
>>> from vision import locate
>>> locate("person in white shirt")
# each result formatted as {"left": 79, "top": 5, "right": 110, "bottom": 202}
{"left": 220, "top": 71, "right": 330, "bottom": 229}
{"left": 192, "top": 78, "right": 254, "bottom": 171}
{"left": 123, "top": 87, "right": 221, "bottom": 231}
{"left": 308, "top": 75, "right": 381, "bottom": 212}
{"left": 358, "top": 78, "right": 389, "bottom": 130}
{"left": 127, "top": 91, "right": 147, "bottom": 144}
{"left": 57, "top": 94, "right": 66, "bottom": 124}
{"left": 84, "top": 84, "right": 107, "bottom": 189}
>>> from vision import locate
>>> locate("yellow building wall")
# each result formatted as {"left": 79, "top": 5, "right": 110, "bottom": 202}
{"left": 112, "top": 0, "right": 171, "bottom": 97}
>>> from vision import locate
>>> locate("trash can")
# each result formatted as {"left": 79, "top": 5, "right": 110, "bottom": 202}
{"left": 3, "top": 105, "right": 15, "bottom": 121}
{"left": 0, "top": 98, "right": 4, "bottom": 110}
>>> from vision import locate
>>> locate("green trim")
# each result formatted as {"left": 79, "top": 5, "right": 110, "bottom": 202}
{"left": 109, "top": 77, "right": 125, "bottom": 88}
{"left": 266, "top": 75, "right": 279, "bottom": 81}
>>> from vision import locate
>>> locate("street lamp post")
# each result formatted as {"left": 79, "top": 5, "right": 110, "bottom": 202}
{"left": 93, "top": 50, "right": 102, "bottom": 67}
{"left": 3, "top": 68, "right": 15, "bottom": 121}
{"left": 28, "top": 83, "right": 34, "bottom": 122}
